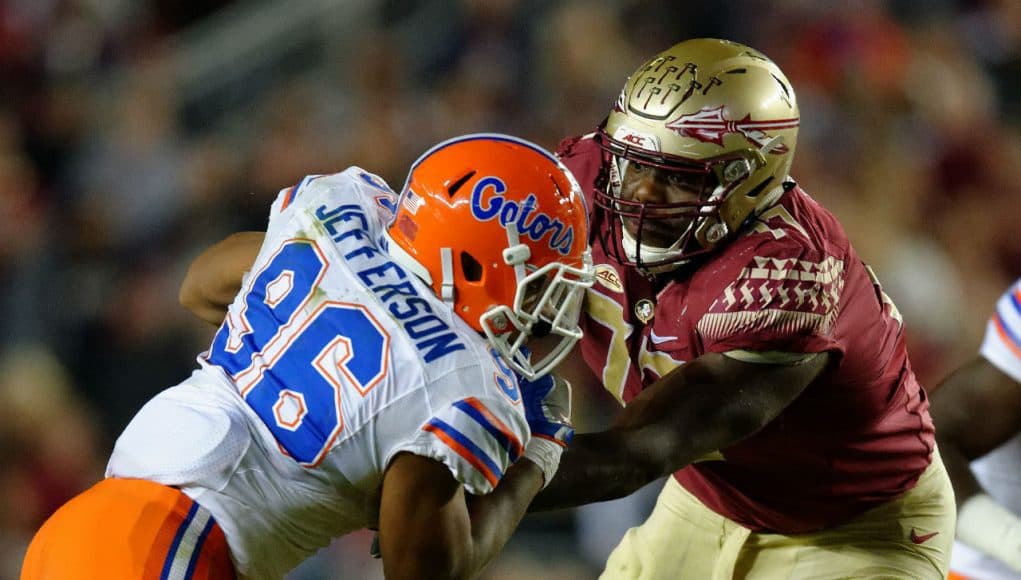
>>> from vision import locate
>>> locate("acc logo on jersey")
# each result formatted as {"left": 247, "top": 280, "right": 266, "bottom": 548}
{"left": 594, "top": 264, "right": 624, "bottom": 293}
{"left": 470, "top": 176, "right": 574, "bottom": 255}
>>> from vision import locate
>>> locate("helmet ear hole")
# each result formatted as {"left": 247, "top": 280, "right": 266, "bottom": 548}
{"left": 460, "top": 251, "right": 483, "bottom": 282}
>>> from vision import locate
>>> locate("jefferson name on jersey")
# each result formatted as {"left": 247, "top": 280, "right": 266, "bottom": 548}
{"left": 314, "top": 198, "right": 466, "bottom": 363}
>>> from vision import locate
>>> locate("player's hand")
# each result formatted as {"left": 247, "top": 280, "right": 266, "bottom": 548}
{"left": 958, "top": 493, "right": 1021, "bottom": 572}
{"left": 519, "top": 373, "right": 573, "bottom": 487}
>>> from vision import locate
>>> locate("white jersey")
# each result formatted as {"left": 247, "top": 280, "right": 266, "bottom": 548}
{"left": 951, "top": 278, "right": 1021, "bottom": 579}
{"left": 107, "top": 169, "right": 531, "bottom": 579}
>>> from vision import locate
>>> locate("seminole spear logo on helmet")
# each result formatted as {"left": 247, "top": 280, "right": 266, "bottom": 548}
{"left": 665, "top": 105, "right": 799, "bottom": 153}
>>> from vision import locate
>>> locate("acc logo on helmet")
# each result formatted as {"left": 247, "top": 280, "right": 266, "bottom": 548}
{"left": 613, "top": 126, "right": 660, "bottom": 152}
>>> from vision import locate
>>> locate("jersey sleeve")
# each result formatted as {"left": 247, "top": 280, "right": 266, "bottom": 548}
{"left": 696, "top": 233, "right": 844, "bottom": 358}
{"left": 980, "top": 279, "right": 1021, "bottom": 383}
{"left": 556, "top": 133, "right": 602, "bottom": 210}
{"left": 266, "top": 168, "right": 397, "bottom": 236}
{"left": 397, "top": 394, "right": 529, "bottom": 495}
{"left": 268, "top": 174, "right": 325, "bottom": 222}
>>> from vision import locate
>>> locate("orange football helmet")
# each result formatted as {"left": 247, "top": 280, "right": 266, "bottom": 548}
{"left": 385, "top": 134, "right": 594, "bottom": 379}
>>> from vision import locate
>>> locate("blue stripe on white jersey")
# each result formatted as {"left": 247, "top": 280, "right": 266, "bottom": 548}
{"left": 452, "top": 398, "right": 523, "bottom": 461}
{"left": 981, "top": 278, "right": 1021, "bottom": 383}
{"left": 424, "top": 417, "right": 504, "bottom": 485}
{"left": 995, "top": 311, "right": 1021, "bottom": 351}
{"left": 1008, "top": 284, "right": 1021, "bottom": 318}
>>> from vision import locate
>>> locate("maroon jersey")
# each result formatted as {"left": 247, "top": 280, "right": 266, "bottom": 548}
{"left": 558, "top": 134, "right": 935, "bottom": 533}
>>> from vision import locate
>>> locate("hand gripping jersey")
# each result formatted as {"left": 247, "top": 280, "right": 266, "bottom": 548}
{"left": 559, "top": 134, "right": 935, "bottom": 533}
{"left": 107, "top": 169, "right": 531, "bottom": 578}
{"left": 952, "top": 278, "right": 1021, "bottom": 579}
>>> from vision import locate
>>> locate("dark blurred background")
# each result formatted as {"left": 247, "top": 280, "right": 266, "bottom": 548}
{"left": 1, "top": 0, "right": 1018, "bottom": 578}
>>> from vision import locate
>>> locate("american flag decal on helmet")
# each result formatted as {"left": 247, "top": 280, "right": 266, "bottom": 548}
{"left": 697, "top": 256, "right": 845, "bottom": 341}
{"left": 665, "top": 106, "right": 798, "bottom": 152}
{"left": 402, "top": 188, "right": 423, "bottom": 214}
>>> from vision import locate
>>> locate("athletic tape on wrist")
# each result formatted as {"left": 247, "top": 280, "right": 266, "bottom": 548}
{"left": 523, "top": 437, "right": 563, "bottom": 489}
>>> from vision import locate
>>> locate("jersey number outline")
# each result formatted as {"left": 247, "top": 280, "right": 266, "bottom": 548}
{"left": 865, "top": 264, "right": 904, "bottom": 327}
{"left": 206, "top": 238, "right": 391, "bottom": 467}
{"left": 584, "top": 288, "right": 633, "bottom": 404}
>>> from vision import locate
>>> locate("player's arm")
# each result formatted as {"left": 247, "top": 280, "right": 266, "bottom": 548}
{"left": 531, "top": 350, "right": 829, "bottom": 510}
{"left": 931, "top": 355, "right": 1021, "bottom": 503}
{"left": 379, "top": 374, "right": 569, "bottom": 578}
{"left": 179, "top": 232, "right": 265, "bottom": 325}
{"left": 930, "top": 354, "right": 1021, "bottom": 572}
{"left": 379, "top": 452, "right": 543, "bottom": 580}
{"left": 381, "top": 453, "right": 543, "bottom": 580}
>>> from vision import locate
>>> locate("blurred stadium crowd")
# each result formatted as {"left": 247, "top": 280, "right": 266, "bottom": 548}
{"left": 1, "top": 0, "right": 1019, "bottom": 578}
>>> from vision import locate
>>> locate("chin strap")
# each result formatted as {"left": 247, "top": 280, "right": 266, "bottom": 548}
{"left": 440, "top": 247, "right": 454, "bottom": 307}
{"left": 620, "top": 227, "right": 688, "bottom": 274}
{"left": 502, "top": 223, "right": 530, "bottom": 283}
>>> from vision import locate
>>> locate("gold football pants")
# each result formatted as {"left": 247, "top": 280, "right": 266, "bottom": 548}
{"left": 601, "top": 449, "right": 955, "bottom": 580}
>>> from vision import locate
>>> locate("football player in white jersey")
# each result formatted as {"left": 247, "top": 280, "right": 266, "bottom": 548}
{"left": 932, "top": 278, "right": 1021, "bottom": 579}
{"left": 21, "top": 134, "right": 594, "bottom": 580}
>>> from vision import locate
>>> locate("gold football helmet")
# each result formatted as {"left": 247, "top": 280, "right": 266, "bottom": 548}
{"left": 594, "top": 38, "right": 800, "bottom": 271}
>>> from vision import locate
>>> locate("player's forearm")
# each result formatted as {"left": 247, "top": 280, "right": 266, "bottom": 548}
{"left": 529, "top": 430, "right": 663, "bottom": 511}
{"left": 461, "top": 459, "right": 544, "bottom": 577}
{"left": 531, "top": 375, "right": 785, "bottom": 511}
{"left": 180, "top": 258, "right": 244, "bottom": 325}
{"left": 380, "top": 456, "right": 543, "bottom": 580}
{"left": 179, "top": 232, "right": 263, "bottom": 325}
{"left": 936, "top": 436, "right": 984, "bottom": 507}
{"left": 537, "top": 353, "right": 827, "bottom": 512}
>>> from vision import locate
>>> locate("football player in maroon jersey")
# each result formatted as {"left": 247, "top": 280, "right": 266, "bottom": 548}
{"left": 530, "top": 38, "right": 955, "bottom": 579}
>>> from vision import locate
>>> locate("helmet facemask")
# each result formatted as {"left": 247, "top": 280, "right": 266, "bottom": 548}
{"left": 480, "top": 223, "right": 594, "bottom": 380}
{"left": 594, "top": 127, "right": 771, "bottom": 273}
